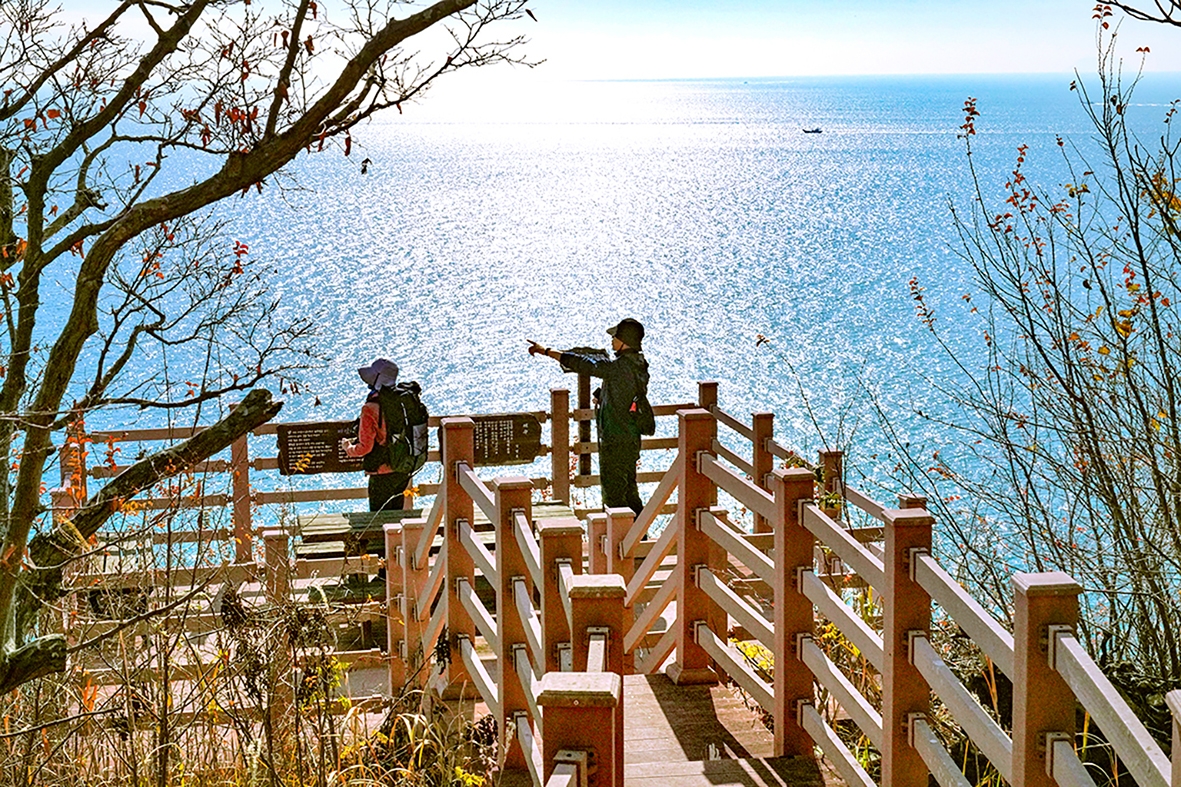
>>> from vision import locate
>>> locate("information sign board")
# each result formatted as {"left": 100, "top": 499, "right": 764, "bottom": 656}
{"left": 277, "top": 421, "right": 363, "bottom": 475}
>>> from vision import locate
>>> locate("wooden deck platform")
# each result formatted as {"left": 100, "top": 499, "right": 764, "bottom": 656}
{"left": 622, "top": 674, "right": 842, "bottom": 786}
{"left": 489, "top": 672, "right": 844, "bottom": 787}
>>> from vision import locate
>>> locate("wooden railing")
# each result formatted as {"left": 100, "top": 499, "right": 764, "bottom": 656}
{"left": 586, "top": 395, "right": 1181, "bottom": 787}
{"left": 53, "top": 380, "right": 1181, "bottom": 786}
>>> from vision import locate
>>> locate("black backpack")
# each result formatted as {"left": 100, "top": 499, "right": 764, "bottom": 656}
{"left": 363, "top": 382, "right": 430, "bottom": 476}
{"left": 632, "top": 389, "right": 656, "bottom": 436}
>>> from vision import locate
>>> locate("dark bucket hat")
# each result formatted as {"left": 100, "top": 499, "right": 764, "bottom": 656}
{"left": 607, "top": 318, "right": 644, "bottom": 349}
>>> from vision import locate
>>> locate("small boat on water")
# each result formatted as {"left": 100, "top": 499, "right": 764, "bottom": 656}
{"left": 803, "top": 127, "right": 822, "bottom": 134}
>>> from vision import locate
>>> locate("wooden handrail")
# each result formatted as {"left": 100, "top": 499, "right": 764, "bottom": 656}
{"left": 624, "top": 575, "right": 675, "bottom": 654}
{"left": 694, "top": 622, "right": 772, "bottom": 710}
{"left": 459, "top": 518, "right": 498, "bottom": 587}
{"left": 620, "top": 452, "right": 681, "bottom": 556}
{"left": 711, "top": 405, "right": 755, "bottom": 441}
{"left": 514, "top": 578, "right": 543, "bottom": 673}
{"left": 799, "top": 636, "right": 883, "bottom": 748}
{"left": 457, "top": 636, "right": 500, "bottom": 719}
{"left": 910, "top": 716, "right": 971, "bottom": 787}
{"left": 799, "top": 703, "right": 875, "bottom": 787}
{"left": 911, "top": 634, "right": 1012, "bottom": 783}
{"left": 414, "top": 499, "right": 444, "bottom": 573}
{"left": 912, "top": 551, "right": 1014, "bottom": 676}
{"left": 624, "top": 518, "right": 677, "bottom": 608}
{"left": 457, "top": 463, "right": 497, "bottom": 522}
{"left": 698, "top": 453, "right": 775, "bottom": 521}
{"left": 840, "top": 482, "right": 886, "bottom": 522}
{"left": 801, "top": 504, "right": 884, "bottom": 592}
{"left": 799, "top": 570, "right": 884, "bottom": 672}
{"left": 514, "top": 510, "right": 542, "bottom": 590}
{"left": 697, "top": 509, "right": 773, "bottom": 585}
{"left": 696, "top": 567, "right": 772, "bottom": 648}
{"left": 457, "top": 577, "right": 499, "bottom": 654}
{"left": 1051, "top": 629, "right": 1171, "bottom": 787}
{"left": 711, "top": 437, "right": 754, "bottom": 476}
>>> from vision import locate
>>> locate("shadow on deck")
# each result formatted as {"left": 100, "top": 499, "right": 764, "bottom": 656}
{"left": 623, "top": 673, "right": 842, "bottom": 786}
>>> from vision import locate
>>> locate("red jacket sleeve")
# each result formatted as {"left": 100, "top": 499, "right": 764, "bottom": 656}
{"left": 345, "top": 401, "right": 385, "bottom": 458}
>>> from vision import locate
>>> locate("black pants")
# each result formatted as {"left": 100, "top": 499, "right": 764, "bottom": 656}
{"left": 599, "top": 440, "right": 643, "bottom": 516}
{"left": 368, "top": 472, "right": 410, "bottom": 512}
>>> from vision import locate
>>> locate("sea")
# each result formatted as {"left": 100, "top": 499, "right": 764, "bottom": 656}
{"left": 72, "top": 72, "right": 1181, "bottom": 525}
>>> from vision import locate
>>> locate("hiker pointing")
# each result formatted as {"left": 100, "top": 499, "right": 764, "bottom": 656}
{"left": 341, "top": 358, "right": 429, "bottom": 512}
{"left": 529, "top": 318, "right": 654, "bottom": 516}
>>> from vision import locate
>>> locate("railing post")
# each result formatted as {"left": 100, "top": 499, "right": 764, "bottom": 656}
{"left": 578, "top": 373, "right": 592, "bottom": 478}
{"left": 1012, "top": 572, "right": 1081, "bottom": 787}
{"left": 384, "top": 522, "right": 406, "bottom": 691}
{"left": 537, "top": 672, "right": 623, "bottom": 787}
{"left": 751, "top": 412, "right": 774, "bottom": 534}
{"left": 898, "top": 493, "right": 927, "bottom": 509}
{"left": 1167, "top": 690, "right": 1181, "bottom": 787}
{"left": 569, "top": 573, "right": 627, "bottom": 787}
{"left": 551, "top": 388, "right": 571, "bottom": 504}
{"left": 263, "top": 529, "right": 289, "bottom": 603}
{"left": 881, "top": 507, "right": 934, "bottom": 787}
{"left": 587, "top": 513, "right": 608, "bottom": 574}
{"left": 697, "top": 380, "right": 718, "bottom": 410}
{"left": 231, "top": 430, "right": 252, "bottom": 563}
{"left": 399, "top": 516, "right": 429, "bottom": 683}
{"left": 439, "top": 417, "right": 476, "bottom": 697}
{"left": 820, "top": 449, "right": 842, "bottom": 497}
{"left": 667, "top": 408, "right": 722, "bottom": 685}
{"left": 771, "top": 467, "right": 816, "bottom": 756}
{"left": 539, "top": 518, "right": 583, "bottom": 673}
{"left": 495, "top": 477, "right": 534, "bottom": 773}
{"left": 605, "top": 506, "right": 636, "bottom": 666}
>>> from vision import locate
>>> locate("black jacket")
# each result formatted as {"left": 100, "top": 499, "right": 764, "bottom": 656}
{"left": 558, "top": 347, "right": 650, "bottom": 446}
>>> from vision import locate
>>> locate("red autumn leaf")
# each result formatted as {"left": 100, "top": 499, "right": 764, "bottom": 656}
{"left": 344, "top": 133, "right": 351, "bottom": 157}
{"left": 46, "top": 109, "right": 61, "bottom": 120}
{"left": 304, "top": 35, "right": 314, "bottom": 54}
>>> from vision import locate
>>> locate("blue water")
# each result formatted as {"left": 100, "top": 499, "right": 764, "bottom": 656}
{"left": 70, "top": 73, "right": 1181, "bottom": 517}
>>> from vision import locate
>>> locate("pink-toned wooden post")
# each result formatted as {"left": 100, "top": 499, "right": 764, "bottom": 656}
{"left": 569, "top": 573, "right": 627, "bottom": 787}
{"left": 1012, "top": 572, "right": 1081, "bottom": 787}
{"left": 605, "top": 506, "right": 636, "bottom": 662}
{"left": 399, "top": 516, "right": 429, "bottom": 682}
{"left": 698, "top": 380, "right": 718, "bottom": 411}
{"left": 537, "top": 672, "right": 623, "bottom": 787}
{"left": 1167, "top": 690, "right": 1181, "bottom": 787}
{"left": 898, "top": 493, "right": 927, "bottom": 509}
{"left": 384, "top": 522, "right": 406, "bottom": 690}
{"left": 820, "top": 449, "right": 842, "bottom": 496}
{"left": 881, "top": 507, "right": 934, "bottom": 787}
{"left": 667, "top": 409, "right": 723, "bottom": 685}
{"left": 771, "top": 467, "right": 817, "bottom": 756}
{"left": 263, "top": 529, "right": 289, "bottom": 603}
{"left": 60, "top": 421, "right": 89, "bottom": 510}
{"left": 440, "top": 417, "right": 476, "bottom": 695}
{"left": 587, "top": 513, "right": 608, "bottom": 575}
{"left": 231, "top": 430, "right": 252, "bottom": 563}
{"left": 494, "top": 477, "right": 534, "bottom": 773}
{"left": 551, "top": 388, "right": 571, "bottom": 504}
{"left": 539, "top": 518, "right": 583, "bottom": 673}
{"left": 577, "top": 374, "right": 592, "bottom": 478}
{"left": 751, "top": 412, "right": 774, "bottom": 534}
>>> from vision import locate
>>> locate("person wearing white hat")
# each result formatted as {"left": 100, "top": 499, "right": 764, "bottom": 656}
{"left": 340, "top": 358, "right": 410, "bottom": 511}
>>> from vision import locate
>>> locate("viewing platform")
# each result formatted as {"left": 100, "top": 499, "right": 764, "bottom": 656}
{"left": 52, "top": 381, "right": 1181, "bottom": 787}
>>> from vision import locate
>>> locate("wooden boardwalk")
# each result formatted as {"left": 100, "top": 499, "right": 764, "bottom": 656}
{"left": 492, "top": 672, "right": 843, "bottom": 787}
{"left": 623, "top": 674, "right": 842, "bottom": 786}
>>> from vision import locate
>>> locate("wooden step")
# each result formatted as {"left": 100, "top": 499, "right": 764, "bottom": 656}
{"left": 624, "top": 755, "right": 829, "bottom": 786}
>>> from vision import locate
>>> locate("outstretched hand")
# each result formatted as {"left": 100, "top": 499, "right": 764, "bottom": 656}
{"left": 527, "top": 340, "right": 547, "bottom": 357}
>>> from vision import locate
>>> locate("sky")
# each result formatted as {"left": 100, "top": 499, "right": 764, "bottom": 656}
{"left": 522, "top": 0, "right": 1181, "bottom": 79}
